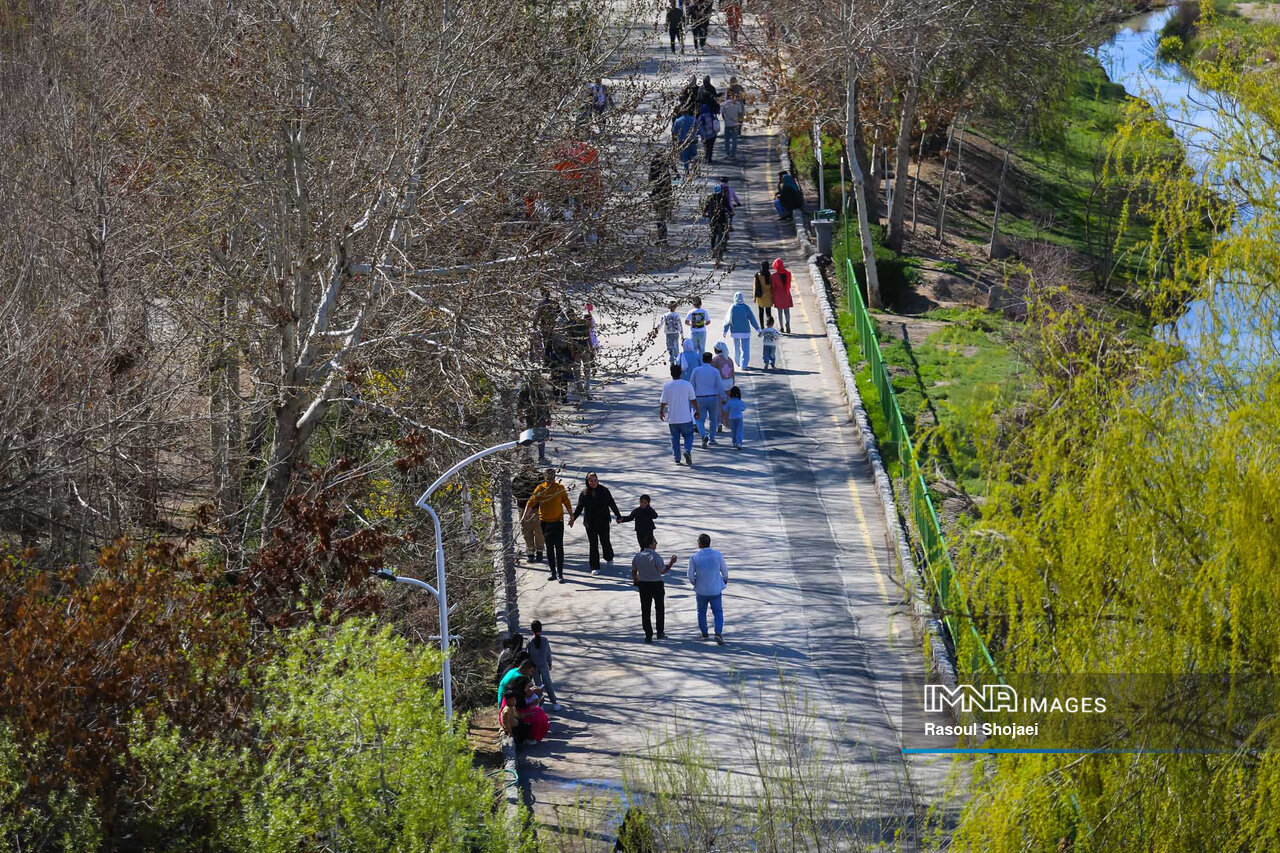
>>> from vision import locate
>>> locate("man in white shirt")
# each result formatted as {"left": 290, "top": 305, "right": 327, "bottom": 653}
{"left": 689, "top": 352, "right": 726, "bottom": 447}
{"left": 659, "top": 364, "right": 700, "bottom": 466}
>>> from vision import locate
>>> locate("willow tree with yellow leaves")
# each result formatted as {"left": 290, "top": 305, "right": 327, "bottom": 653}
{"left": 949, "top": 17, "right": 1280, "bottom": 851}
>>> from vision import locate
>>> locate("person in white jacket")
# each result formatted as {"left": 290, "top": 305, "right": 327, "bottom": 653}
{"left": 687, "top": 533, "right": 730, "bottom": 644}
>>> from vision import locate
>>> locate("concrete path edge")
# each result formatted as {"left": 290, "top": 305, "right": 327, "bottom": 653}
{"left": 778, "top": 133, "right": 958, "bottom": 688}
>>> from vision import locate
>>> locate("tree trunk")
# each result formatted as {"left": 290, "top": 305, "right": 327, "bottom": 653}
{"left": 886, "top": 76, "right": 920, "bottom": 251}
{"left": 911, "top": 123, "right": 926, "bottom": 236}
{"left": 845, "top": 68, "right": 883, "bottom": 310}
{"left": 988, "top": 142, "right": 1013, "bottom": 258}
{"left": 935, "top": 112, "right": 968, "bottom": 245}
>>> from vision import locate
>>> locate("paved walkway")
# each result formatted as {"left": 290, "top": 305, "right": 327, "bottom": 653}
{"left": 513, "top": 18, "right": 950, "bottom": 851}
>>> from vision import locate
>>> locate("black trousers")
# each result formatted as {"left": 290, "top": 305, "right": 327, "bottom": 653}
{"left": 757, "top": 305, "right": 773, "bottom": 327}
{"left": 692, "top": 23, "right": 708, "bottom": 48}
{"left": 635, "top": 527, "right": 655, "bottom": 550}
{"left": 638, "top": 581, "right": 665, "bottom": 639}
{"left": 586, "top": 523, "right": 614, "bottom": 570}
{"left": 668, "top": 27, "right": 682, "bottom": 53}
{"left": 541, "top": 520, "right": 565, "bottom": 577}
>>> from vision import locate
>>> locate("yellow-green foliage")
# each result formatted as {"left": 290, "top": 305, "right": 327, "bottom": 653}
{"left": 951, "top": 33, "right": 1280, "bottom": 852}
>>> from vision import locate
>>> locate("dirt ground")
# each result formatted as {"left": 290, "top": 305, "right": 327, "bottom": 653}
{"left": 1235, "top": 2, "right": 1280, "bottom": 24}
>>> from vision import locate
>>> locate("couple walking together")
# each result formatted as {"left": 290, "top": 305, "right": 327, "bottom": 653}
{"left": 631, "top": 533, "right": 732, "bottom": 645}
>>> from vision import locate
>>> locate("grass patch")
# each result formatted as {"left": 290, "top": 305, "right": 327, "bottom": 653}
{"left": 835, "top": 301, "right": 1030, "bottom": 497}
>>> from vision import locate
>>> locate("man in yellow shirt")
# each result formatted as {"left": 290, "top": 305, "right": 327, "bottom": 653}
{"left": 521, "top": 469, "right": 572, "bottom": 583}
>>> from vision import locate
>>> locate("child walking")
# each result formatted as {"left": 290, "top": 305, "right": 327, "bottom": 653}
{"left": 660, "top": 301, "right": 683, "bottom": 364}
{"left": 726, "top": 386, "right": 747, "bottom": 449}
{"left": 619, "top": 493, "right": 660, "bottom": 550}
{"left": 527, "top": 620, "right": 561, "bottom": 711}
{"left": 759, "top": 317, "right": 781, "bottom": 369}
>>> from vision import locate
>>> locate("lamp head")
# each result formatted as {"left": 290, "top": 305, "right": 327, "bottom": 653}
{"left": 518, "top": 427, "right": 550, "bottom": 447}
{"left": 373, "top": 569, "right": 396, "bottom": 582}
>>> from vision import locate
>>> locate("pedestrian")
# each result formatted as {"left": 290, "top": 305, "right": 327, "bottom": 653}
{"left": 718, "top": 176, "right": 742, "bottom": 229}
{"left": 588, "top": 78, "right": 614, "bottom": 116}
{"left": 712, "top": 341, "right": 736, "bottom": 430}
{"left": 678, "top": 337, "right": 702, "bottom": 379}
{"left": 527, "top": 620, "right": 561, "bottom": 710}
{"left": 677, "top": 75, "right": 701, "bottom": 117}
{"left": 690, "top": 351, "right": 725, "bottom": 447}
{"left": 724, "top": 0, "right": 742, "bottom": 43}
{"left": 697, "top": 104, "right": 720, "bottom": 164}
{"left": 619, "top": 493, "right": 659, "bottom": 550}
{"left": 631, "top": 535, "right": 678, "bottom": 643}
{"left": 726, "top": 76, "right": 746, "bottom": 100}
{"left": 774, "top": 170, "right": 804, "bottom": 221}
{"left": 726, "top": 385, "right": 748, "bottom": 449}
{"left": 689, "top": 0, "right": 711, "bottom": 51}
{"left": 759, "top": 317, "right": 781, "bottom": 370}
{"left": 771, "top": 258, "right": 794, "bottom": 333}
{"left": 698, "top": 75, "right": 719, "bottom": 112}
{"left": 513, "top": 461, "right": 545, "bottom": 563}
{"left": 685, "top": 297, "right": 711, "bottom": 354}
{"left": 496, "top": 633, "right": 524, "bottom": 685}
{"left": 521, "top": 469, "right": 572, "bottom": 583}
{"left": 659, "top": 301, "right": 683, "bottom": 363}
{"left": 569, "top": 471, "right": 623, "bottom": 574}
{"left": 499, "top": 653, "right": 541, "bottom": 705}
{"left": 518, "top": 373, "right": 551, "bottom": 463}
{"left": 499, "top": 665, "right": 551, "bottom": 743}
{"left": 659, "top": 363, "right": 699, "bottom": 467}
{"left": 753, "top": 260, "right": 774, "bottom": 327}
{"left": 672, "top": 112, "right": 698, "bottom": 174}
{"left": 660, "top": 0, "right": 685, "bottom": 54}
{"left": 687, "top": 533, "right": 730, "bottom": 644}
{"left": 721, "top": 95, "right": 744, "bottom": 160}
{"left": 649, "top": 154, "right": 674, "bottom": 243}
{"left": 721, "top": 291, "right": 761, "bottom": 369}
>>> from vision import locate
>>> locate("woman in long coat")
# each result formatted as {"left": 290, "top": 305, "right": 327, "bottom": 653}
{"left": 771, "top": 257, "right": 794, "bottom": 333}
{"left": 753, "top": 261, "right": 774, "bottom": 327}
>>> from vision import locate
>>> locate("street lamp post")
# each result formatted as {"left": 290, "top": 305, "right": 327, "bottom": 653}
{"left": 375, "top": 426, "right": 549, "bottom": 722}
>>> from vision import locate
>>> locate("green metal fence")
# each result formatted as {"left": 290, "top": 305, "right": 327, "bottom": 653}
{"left": 844, "top": 260, "right": 998, "bottom": 677}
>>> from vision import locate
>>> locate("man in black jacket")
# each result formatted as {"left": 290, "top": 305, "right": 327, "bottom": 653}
{"left": 569, "top": 471, "right": 623, "bottom": 574}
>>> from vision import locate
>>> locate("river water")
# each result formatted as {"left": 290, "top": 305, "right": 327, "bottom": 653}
{"left": 1093, "top": 5, "right": 1279, "bottom": 373}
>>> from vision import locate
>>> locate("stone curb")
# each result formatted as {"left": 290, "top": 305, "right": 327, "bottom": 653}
{"left": 778, "top": 134, "right": 958, "bottom": 687}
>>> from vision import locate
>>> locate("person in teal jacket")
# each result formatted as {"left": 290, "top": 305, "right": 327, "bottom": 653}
{"left": 721, "top": 291, "right": 761, "bottom": 368}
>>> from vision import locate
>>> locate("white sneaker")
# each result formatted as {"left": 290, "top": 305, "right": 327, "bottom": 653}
{"left": 591, "top": 569, "right": 600, "bottom": 575}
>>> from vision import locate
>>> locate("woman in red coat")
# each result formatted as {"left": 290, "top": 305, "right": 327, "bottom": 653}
{"left": 770, "top": 258, "right": 794, "bottom": 333}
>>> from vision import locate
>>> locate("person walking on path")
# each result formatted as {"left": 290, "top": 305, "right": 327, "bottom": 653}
{"left": 672, "top": 112, "right": 698, "bottom": 174}
{"left": 522, "top": 469, "right": 572, "bottom": 582}
{"left": 759, "top": 317, "right": 781, "bottom": 370}
{"left": 659, "top": 364, "right": 700, "bottom": 467}
{"left": 722, "top": 291, "right": 761, "bottom": 369}
{"left": 718, "top": 176, "right": 742, "bottom": 229}
{"left": 660, "top": 0, "right": 685, "bottom": 54}
{"left": 724, "top": 0, "right": 743, "bottom": 43}
{"left": 697, "top": 104, "right": 720, "bottom": 165}
{"left": 753, "top": 260, "right": 774, "bottom": 327}
{"left": 689, "top": 0, "right": 712, "bottom": 52}
{"left": 678, "top": 337, "right": 702, "bottom": 379}
{"left": 771, "top": 258, "right": 794, "bottom": 333}
{"left": 649, "top": 155, "right": 674, "bottom": 244}
{"left": 690, "top": 351, "right": 726, "bottom": 447}
{"left": 721, "top": 94, "right": 744, "bottom": 160}
{"left": 688, "top": 533, "right": 730, "bottom": 644}
{"left": 659, "top": 301, "right": 683, "bottom": 363}
{"left": 527, "top": 620, "right": 561, "bottom": 710}
{"left": 712, "top": 341, "right": 736, "bottom": 430}
{"left": 619, "top": 493, "right": 659, "bottom": 550}
{"left": 514, "top": 461, "right": 545, "bottom": 563}
{"left": 726, "top": 385, "right": 748, "bottom": 449}
{"left": 685, "top": 297, "right": 710, "bottom": 354}
{"left": 570, "top": 472, "right": 623, "bottom": 574}
{"left": 702, "top": 184, "right": 731, "bottom": 264}
{"left": 631, "top": 536, "right": 678, "bottom": 643}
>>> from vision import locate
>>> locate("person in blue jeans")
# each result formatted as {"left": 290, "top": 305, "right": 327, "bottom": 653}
{"left": 689, "top": 352, "right": 725, "bottom": 447}
{"left": 722, "top": 291, "right": 760, "bottom": 368}
{"left": 726, "top": 386, "right": 746, "bottom": 449}
{"left": 659, "top": 363, "right": 700, "bottom": 467}
{"left": 687, "top": 533, "right": 730, "bottom": 644}
{"left": 685, "top": 297, "right": 710, "bottom": 354}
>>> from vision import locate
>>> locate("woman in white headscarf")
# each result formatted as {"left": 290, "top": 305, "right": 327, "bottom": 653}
{"left": 721, "top": 291, "right": 760, "bottom": 369}
{"left": 712, "top": 341, "right": 736, "bottom": 430}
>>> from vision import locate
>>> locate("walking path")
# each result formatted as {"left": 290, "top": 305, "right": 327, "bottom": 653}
{"left": 512, "top": 16, "right": 951, "bottom": 850}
